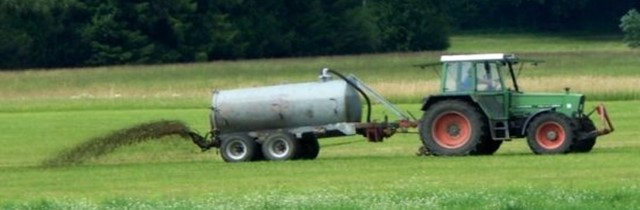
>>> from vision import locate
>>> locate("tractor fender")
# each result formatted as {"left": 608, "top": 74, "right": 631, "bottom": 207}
{"left": 520, "top": 108, "right": 555, "bottom": 136}
{"left": 421, "top": 95, "right": 476, "bottom": 111}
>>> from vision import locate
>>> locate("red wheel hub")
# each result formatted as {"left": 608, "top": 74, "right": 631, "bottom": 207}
{"left": 535, "top": 122, "right": 566, "bottom": 149}
{"left": 432, "top": 112, "right": 471, "bottom": 149}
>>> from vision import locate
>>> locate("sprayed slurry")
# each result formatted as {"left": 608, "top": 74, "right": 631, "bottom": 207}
{"left": 41, "top": 120, "right": 193, "bottom": 167}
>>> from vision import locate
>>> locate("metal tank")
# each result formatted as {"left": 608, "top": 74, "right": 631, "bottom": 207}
{"left": 211, "top": 80, "right": 362, "bottom": 134}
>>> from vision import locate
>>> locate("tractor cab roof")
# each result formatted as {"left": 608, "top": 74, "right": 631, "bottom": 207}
{"left": 414, "top": 53, "right": 540, "bottom": 70}
{"left": 440, "top": 53, "right": 517, "bottom": 62}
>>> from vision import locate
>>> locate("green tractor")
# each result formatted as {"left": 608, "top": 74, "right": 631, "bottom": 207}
{"left": 417, "top": 53, "right": 614, "bottom": 155}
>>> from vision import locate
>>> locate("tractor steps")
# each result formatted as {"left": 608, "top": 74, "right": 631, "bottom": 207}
{"left": 489, "top": 120, "right": 510, "bottom": 140}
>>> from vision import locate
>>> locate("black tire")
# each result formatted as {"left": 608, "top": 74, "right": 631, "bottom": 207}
{"left": 419, "top": 100, "right": 485, "bottom": 156}
{"left": 571, "top": 118, "right": 597, "bottom": 153}
{"left": 297, "top": 135, "right": 320, "bottom": 160}
{"left": 526, "top": 113, "right": 575, "bottom": 154}
{"left": 253, "top": 142, "right": 266, "bottom": 161}
{"left": 262, "top": 132, "right": 300, "bottom": 161}
{"left": 473, "top": 137, "right": 502, "bottom": 155}
{"left": 219, "top": 134, "right": 257, "bottom": 162}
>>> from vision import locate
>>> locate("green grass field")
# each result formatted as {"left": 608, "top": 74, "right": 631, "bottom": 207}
{"left": 1, "top": 34, "right": 640, "bottom": 107}
{"left": 1, "top": 34, "right": 640, "bottom": 209}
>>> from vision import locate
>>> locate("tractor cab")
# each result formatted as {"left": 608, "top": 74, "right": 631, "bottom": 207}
{"left": 440, "top": 53, "right": 515, "bottom": 93}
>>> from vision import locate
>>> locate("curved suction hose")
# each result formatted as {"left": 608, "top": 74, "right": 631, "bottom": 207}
{"left": 320, "top": 68, "right": 372, "bottom": 123}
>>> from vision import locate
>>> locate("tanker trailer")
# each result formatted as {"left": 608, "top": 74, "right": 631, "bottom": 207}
{"left": 189, "top": 68, "right": 416, "bottom": 162}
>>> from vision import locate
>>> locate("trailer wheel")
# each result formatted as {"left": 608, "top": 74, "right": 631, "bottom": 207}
{"left": 298, "top": 135, "right": 320, "bottom": 160}
{"left": 420, "top": 100, "right": 484, "bottom": 156}
{"left": 219, "top": 134, "right": 257, "bottom": 162}
{"left": 262, "top": 132, "right": 300, "bottom": 161}
{"left": 526, "top": 113, "right": 575, "bottom": 154}
{"left": 570, "top": 118, "right": 597, "bottom": 153}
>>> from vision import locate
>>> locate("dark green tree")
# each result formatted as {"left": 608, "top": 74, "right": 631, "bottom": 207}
{"left": 227, "top": 0, "right": 380, "bottom": 58}
{"left": 79, "top": 0, "right": 195, "bottom": 65}
{"left": 228, "top": 0, "right": 293, "bottom": 58}
{"left": 0, "top": 0, "right": 456, "bottom": 69}
{"left": 374, "top": 0, "right": 450, "bottom": 51}
{"left": 284, "top": 0, "right": 378, "bottom": 55}
{"left": 443, "top": 0, "right": 640, "bottom": 32}
{"left": 184, "top": 0, "right": 239, "bottom": 60}
{"left": 0, "top": 1, "right": 32, "bottom": 69}
{"left": 0, "top": 0, "right": 89, "bottom": 69}
{"left": 621, "top": 9, "right": 640, "bottom": 48}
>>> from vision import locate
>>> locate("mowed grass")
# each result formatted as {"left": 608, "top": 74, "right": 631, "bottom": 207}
{"left": 1, "top": 34, "right": 640, "bottom": 108}
{"left": 1, "top": 101, "right": 639, "bottom": 209}
{"left": 1, "top": 34, "right": 640, "bottom": 209}
{"left": 448, "top": 34, "right": 628, "bottom": 52}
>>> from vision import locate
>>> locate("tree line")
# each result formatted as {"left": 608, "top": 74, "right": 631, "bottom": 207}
{"left": 446, "top": 0, "right": 640, "bottom": 32}
{"left": 1, "top": 0, "right": 638, "bottom": 70}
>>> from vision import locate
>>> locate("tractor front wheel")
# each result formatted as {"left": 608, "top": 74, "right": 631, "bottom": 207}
{"left": 571, "top": 118, "right": 597, "bottom": 153}
{"left": 526, "top": 113, "right": 575, "bottom": 154}
{"left": 419, "top": 100, "right": 485, "bottom": 156}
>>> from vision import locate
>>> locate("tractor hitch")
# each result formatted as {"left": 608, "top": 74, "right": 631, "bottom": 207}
{"left": 587, "top": 104, "right": 614, "bottom": 136}
{"left": 358, "top": 119, "right": 419, "bottom": 142}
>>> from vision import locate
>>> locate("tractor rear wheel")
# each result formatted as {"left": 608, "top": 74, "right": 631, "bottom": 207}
{"left": 419, "top": 100, "right": 484, "bottom": 156}
{"left": 526, "top": 113, "right": 575, "bottom": 154}
{"left": 219, "top": 134, "right": 257, "bottom": 162}
{"left": 571, "top": 118, "right": 597, "bottom": 153}
{"left": 262, "top": 132, "right": 300, "bottom": 161}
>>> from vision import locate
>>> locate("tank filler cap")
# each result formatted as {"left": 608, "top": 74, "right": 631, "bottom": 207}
{"left": 319, "top": 68, "right": 333, "bottom": 82}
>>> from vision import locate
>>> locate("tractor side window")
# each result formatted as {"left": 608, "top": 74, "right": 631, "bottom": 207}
{"left": 444, "top": 62, "right": 473, "bottom": 92}
{"left": 476, "top": 62, "right": 502, "bottom": 91}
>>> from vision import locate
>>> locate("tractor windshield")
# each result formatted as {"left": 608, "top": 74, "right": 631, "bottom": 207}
{"left": 475, "top": 62, "right": 502, "bottom": 91}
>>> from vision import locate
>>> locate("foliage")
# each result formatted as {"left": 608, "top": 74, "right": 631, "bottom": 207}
{"left": 445, "top": 0, "right": 640, "bottom": 32}
{"left": 0, "top": 0, "right": 449, "bottom": 69}
{"left": 207, "top": 0, "right": 419, "bottom": 58}
{"left": 2, "top": 0, "right": 640, "bottom": 69}
{"left": 79, "top": 0, "right": 196, "bottom": 65}
{"left": 373, "top": 0, "right": 449, "bottom": 51}
{"left": 0, "top": 0, "right": 89, "bottom": 69}
{"left": 620, "top": 9, "right": 640, "bottom": 48}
